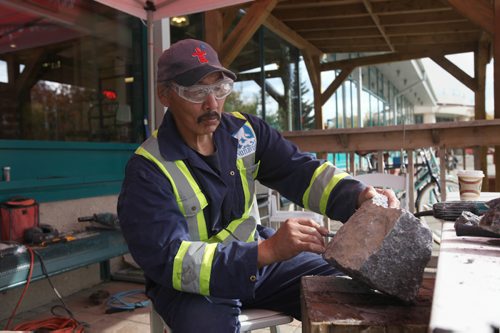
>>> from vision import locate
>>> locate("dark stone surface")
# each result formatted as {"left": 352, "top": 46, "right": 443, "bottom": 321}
{"left": 323, "top": 200, "right": 433, "bottom": 302}
{"left": 479, "top": 197, "right": 500, "bottom": 234}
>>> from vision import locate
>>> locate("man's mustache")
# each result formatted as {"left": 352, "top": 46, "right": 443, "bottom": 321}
{"left": 197, "top": 111, "right": 220, "bottom": 123}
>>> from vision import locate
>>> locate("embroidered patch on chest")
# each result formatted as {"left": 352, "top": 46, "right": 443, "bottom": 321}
{"left": 234, "top": 123, "right": 256, "bottom": 158}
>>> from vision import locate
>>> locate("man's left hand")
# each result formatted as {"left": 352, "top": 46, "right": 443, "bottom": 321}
{"left": 357, "top": 186, "right": 399, "bottom": 208}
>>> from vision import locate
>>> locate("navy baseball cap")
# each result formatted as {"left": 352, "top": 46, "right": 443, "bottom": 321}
{"left": 157, "top": 39, "right": 236, "bottom": 86}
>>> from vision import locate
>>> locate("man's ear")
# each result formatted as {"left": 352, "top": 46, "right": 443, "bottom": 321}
{"left": 158, "top": 86, "right": 170, "bottom": 107}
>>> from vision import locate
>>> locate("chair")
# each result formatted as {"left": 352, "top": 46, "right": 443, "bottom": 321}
{"left": 267, "top": 189, "right": 327, "bottom": 230}
{"left": 354, "top": 173, "right": 409, "bottom": 210}
{"left": 150, "top": 306, "right": 293, "bottom": 333}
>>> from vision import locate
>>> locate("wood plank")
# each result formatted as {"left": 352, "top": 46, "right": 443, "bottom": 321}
{"left": 321, "top": 44, "right": 474, "bottom": 71}
{"left": 286, "top": 16, "right": 374, "bottom": 31}
{"left": 320, "top": 67, "right": 354, "bottom": 105}
{"left": 362, "top": 0, "right": 394, "bottom": 51}
{"left": 429, "top": 221, "right": 500, "bottom": 333}
{"left": 263, "top": 14, "right": 322, "bottom": 55}
{"left": 446, "top": 0, "right": 494, "bottom": 35}
{"left": 379, "top": 9, "right": 463, "bottom": 25}
{"left": 283, "top": 119, "right": 500, "bottom": 152}
{"left": 431, "top": 55, "right": 477, "bottom": 91}
{"left": 204, "top": 10, "right": 224, "bottom": 52}
{"left": 302, "top": 22, "right": 478, "bottom": 40}
{"left": 301, "top": 276, "right": 434, "bottom": 333}
{"left": 221, "top": 0, "right": 278, "bottom": 66}
{"left": 321, "top": 41, "right": 476, "bottom": 54}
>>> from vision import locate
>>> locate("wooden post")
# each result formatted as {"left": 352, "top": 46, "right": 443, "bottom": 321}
{"left": 474, "top": 38, "right": 490, "bottom": 191}
{"left": 438, "top": 148, "right": 447, "bottom": 202}
{"left": 407, "top": 149, "right": 415, "bottom": 213}
{"left": 495, "top": 0, "right": 500, "bottom": 191}
{"left": 204, "top": 10, "right": 224, "bottom": 52}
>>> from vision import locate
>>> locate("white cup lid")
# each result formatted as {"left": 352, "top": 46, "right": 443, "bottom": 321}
{"left": 457, "top": 170, "right": 484, "bottom": 177}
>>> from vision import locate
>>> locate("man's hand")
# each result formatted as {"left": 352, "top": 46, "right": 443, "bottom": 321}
{"left": 357, "top": 186, "right": 400, "bottom": 208}
{"left": 257, "top": 218, "right": 328, "bottom": 268}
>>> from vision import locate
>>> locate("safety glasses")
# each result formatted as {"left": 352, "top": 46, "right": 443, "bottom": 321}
{"left": 170, "top": 78, "right": 234, "bottom": 103}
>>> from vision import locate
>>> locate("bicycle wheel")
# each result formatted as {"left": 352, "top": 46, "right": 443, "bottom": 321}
{"left": 416, "top": 182, "right": 442, "bottom": 213}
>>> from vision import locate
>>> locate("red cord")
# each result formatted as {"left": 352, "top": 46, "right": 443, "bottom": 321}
{"left": 4, "top": 246, "right": 35, "bottom": 330}
{"left": 13, "top": 316, "right": 84, "bottom": 332}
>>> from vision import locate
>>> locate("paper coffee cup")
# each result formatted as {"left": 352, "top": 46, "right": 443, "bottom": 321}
{"left": 457, "top": 170, "right": 484, "bottom": 201}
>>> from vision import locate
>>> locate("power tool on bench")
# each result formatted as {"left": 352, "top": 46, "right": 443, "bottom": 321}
{"left": 78, "top": 213, "right": 120, "bottom": 230}
{"left": 414, "top": 200, "right": 490, "bottom": 221}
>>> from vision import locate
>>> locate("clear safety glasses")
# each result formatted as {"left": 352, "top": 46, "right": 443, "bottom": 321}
{"left": 170, "top": 78, "right": 234, "bottom": 103}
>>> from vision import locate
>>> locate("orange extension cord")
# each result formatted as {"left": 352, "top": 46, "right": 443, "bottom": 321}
{"left": 4, "top": 246, "right": 85, "bottom": 332}
{"left": 13, "top": 316, "right": 84, "bottom": 332}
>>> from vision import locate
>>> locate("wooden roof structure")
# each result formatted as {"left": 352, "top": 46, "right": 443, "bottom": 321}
{"left": 204, "top": 0, "right": 500, "bottom": 190}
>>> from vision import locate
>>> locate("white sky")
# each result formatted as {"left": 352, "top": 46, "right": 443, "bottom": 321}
{"left": 422, "top": 52, "right": 494, "bottom": 114}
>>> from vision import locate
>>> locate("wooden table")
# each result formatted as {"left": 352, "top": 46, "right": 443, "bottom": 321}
{"left": 300, "top": 275, "right": 434, "bottom": 333}
{"left": 429, "top": 191, "right": 500, "bottom": 333}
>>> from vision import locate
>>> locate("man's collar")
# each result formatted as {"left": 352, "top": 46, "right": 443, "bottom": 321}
{"left": 156, "top": 111, "right": 246, "bottom": 161}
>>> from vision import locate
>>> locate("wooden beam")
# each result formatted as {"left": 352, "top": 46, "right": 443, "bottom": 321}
{"left": 362, "top": 0, "right": 394, "bottom": 51}
{"left": 263, "top": 14, "right": 322, "bottom": 55}
{"left": 221, "top": 0, "right": 278, "bottom": 66}
{"left": 321, "top": 44, "right": 474, "bottom": 71}
{"left": 204, "top": 10, "right": 224, "bottom": 52}
{"left": 301, "top": 22, "right": 479, "bottom": 40}
{"left": 446, "top": 0, "right": 494, "bottom": 35}
{"left": 302, "top": 53, "right": 322, "bottom": 129}
{"left": 321, "top": 41, "right": 477, "bottom": 54}
{"left": 282, "top": 119, "right": 500, "bottom": 153}
{"left": 431, "top": 55, "right": 478, "bottom": 91}
{"left": 321, "top": 67, "right": 354, "bottom": 105}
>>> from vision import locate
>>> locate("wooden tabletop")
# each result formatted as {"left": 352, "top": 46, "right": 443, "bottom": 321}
{"left": 429, "top": 192, "right": 500, "bottom": 333}
{"left": 300, "top": 275, "right": 434, "bottom": 333}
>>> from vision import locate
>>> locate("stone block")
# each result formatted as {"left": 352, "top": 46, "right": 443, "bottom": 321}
{"left": 323, "top": 199, "right": 433, "bottom": 302}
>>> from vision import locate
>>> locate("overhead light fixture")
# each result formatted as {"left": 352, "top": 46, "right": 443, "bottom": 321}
{"left": 170, "top": 16, "right": 189, "bottom": 27}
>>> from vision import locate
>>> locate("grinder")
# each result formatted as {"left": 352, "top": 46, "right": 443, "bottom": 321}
{"left": 414, "top": 201, "right": 490, "bottom": 221}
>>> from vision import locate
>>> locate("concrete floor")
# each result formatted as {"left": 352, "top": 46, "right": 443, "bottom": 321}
{"left": 0, "top": 280, "right": 302, "bottom": 333}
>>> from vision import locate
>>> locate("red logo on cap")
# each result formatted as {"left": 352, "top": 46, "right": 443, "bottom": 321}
{"left": 192, "top": 47, "right": 209, "bottom": 63}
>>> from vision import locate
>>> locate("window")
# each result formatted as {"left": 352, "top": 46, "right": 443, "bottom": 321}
{"left": 0, "top": 1, "right": 146, "bottom": 143}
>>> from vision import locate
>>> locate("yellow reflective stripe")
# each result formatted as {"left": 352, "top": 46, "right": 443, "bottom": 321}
{"left": 135, "top": 146, "right": 185, "bottom": 215}
{"left": 237, "top": 159, "right": 250, "bottom": 213}
{"left": 196, "top": 210, "right": 208, "bottom": 241}
{"left": 302, "top": 162, "right": 331, "bottom": 211}
{"left": 174, "top": 160, "right": 209, "bottom": 240}
{"left": 231, "top": 111, "right": 246, "bottom": 120}
{"left": 199, "top": 243, "right": 217, "bottom": 296}
{"left": 172, "top": 241, "right": 191, "bottom": 291}
{"left": 207, "top": 229, "right": 231, "bottom": 243}
{"left": 319, "top": 172, "right": 349, "bottom": 214}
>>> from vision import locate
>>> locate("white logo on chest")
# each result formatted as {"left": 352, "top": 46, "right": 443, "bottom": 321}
{"left": 234, "top": 124, "right": 256, "bottom": 158}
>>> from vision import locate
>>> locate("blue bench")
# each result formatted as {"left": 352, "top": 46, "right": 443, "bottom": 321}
{"left": 0, "top": 230, "right": 129, "bottom": 292}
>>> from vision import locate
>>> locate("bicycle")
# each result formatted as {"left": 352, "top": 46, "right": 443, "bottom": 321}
{"left": 356, "top": 148, "right": 459, "bottom": 212}
{"left": 413, "top": 148, "right": 459, "bottom": 213}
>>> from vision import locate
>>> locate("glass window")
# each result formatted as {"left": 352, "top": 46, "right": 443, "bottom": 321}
{"left": 0, "top": 1, "right": 145, "bottom": 143}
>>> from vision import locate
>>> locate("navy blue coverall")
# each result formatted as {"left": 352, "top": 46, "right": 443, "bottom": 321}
{"left": 117, "top": 111, "right": 366, "bottom": 332}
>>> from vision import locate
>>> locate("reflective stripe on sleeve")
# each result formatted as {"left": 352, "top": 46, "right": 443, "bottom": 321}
{"left": 173, "top": 241, "right": 217, "bottom": 295}
{"left": 303, "top": 162, "right": 349, "bottom": 214}
{"left": 172, "top": 241, "right": 191, "bottom": 291}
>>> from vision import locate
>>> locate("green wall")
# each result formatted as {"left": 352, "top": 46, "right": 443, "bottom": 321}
{"left": 0, "top": 140, "right": 138, "bottom": 202}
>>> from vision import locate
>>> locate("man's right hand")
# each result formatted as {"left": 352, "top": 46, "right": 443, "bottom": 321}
{"left": 257, "top": 218, "right": 329, "bottom": 268}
